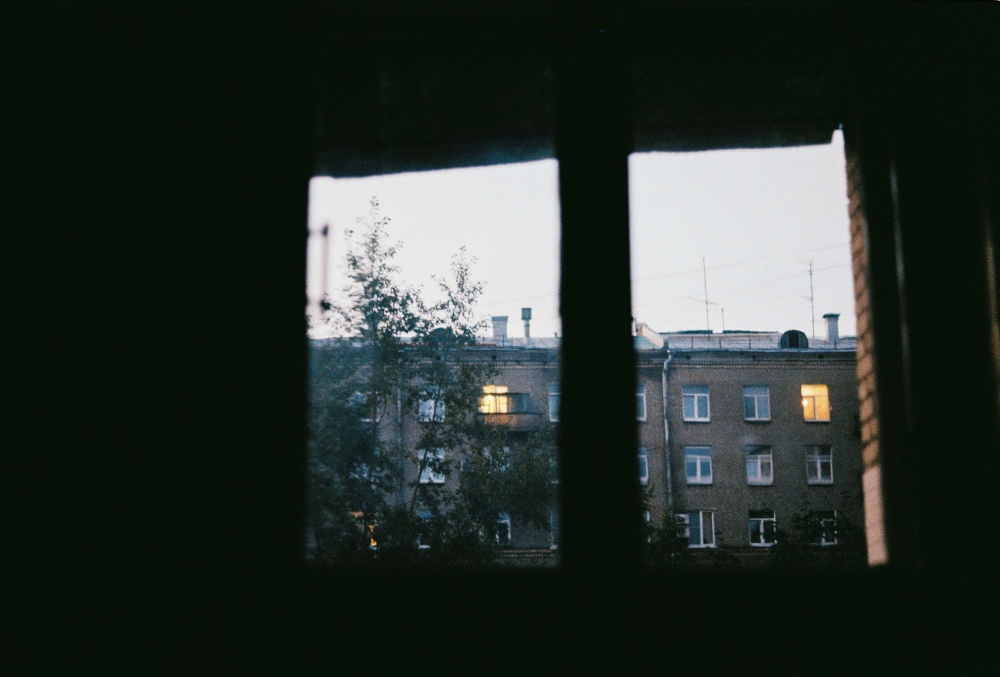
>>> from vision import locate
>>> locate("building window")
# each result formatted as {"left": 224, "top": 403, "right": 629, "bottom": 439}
{"left": 548, "top": 384, "right": 560, "bottom": 422}
{"left": 679, "top": 511, "right": 715, "bottom": 548}
{"left": 682, "top": 385, "right": 710, "bottom": 422}
{"left": 417, "top": 509, "right": 434, "bottom": 549}
{"left": 350, "top": 390, "right": 372, "bottom": 422}
{"left": 743, "top": 385, "right": 770, "bottom": 421}
{"left": 745, "top": 445, "right": 773, "bottom": 485}
{"left": 638, "top": 447, "right": 649, "bottom": 485}
{"left": 480, "top": 385, "right": 509, "bottom": 414}
{"left": 810, "top": 510, "right": 838, "bottom": 546}
{"left": 418, "top": 391, "right": 445, "bottom": 422}
{"left": 496, "top": 512, "right": 512, "bottom": 546}
{"left": 685, "top": 446, "right": 712, "bottom": 484}
{"left": 749, "top": 509, "right": 777, "bottom": 546}
{"left": 806, "top": 445, "right": 833, "bottom": 484}
{"left": 480, "top": 385, "right": 529, "bottom": 414}
{"left": 636, "top": 385, "right": 647, "bottom": 421}
{"left": 417, "top": 448, "right": 446, "bottom": 484}
{"left": 549, "top": 510, "right": 559, "bottom": 550}
{"left": 801, "top": 384, "right": 830, "bottom": 421}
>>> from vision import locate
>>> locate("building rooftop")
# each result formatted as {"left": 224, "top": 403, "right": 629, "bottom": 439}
{"left": 660, "top": 330, "right": 856, "bottom": 352}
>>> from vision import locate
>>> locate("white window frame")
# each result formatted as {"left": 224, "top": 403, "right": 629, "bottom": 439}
{"left": 678, "top": 510, "right": 716, "bottom": 548}
{"left": 811, "top": 510, "right": 838, "bottom": 546}
{"left": 417, "top": 392, "right": 446, "bottom": 422}
{"left": 637, "top": 447, "right": 649, "bottom": 485}
{"left": 745, "top": 445, "right": 773, "bottom": 485}
{"left": 749, "top": 510, "right": 777, "bottom": 547}
{"left": 636, "top": 385, "right": 647, "bottom": 421}
{"left": 684, "top": 446, "right": 712, "bottom": 484}
{"left": 548, "top": 384, "right": 560, "bottom": 422}
{"left": 417, "top": 448, "right": 446, "bottom": 484}
{"left": 743, "top": 385, "right": 771, "bottom": 421}
{"left": 682, "top": 385, "right": 710, "bottom": 422}
{"left": 801, "top": 384, "right": 831, "bottom": 422}
{"left": 806, "top": 445, "right": 834, "bottom": 484}
{"left": 495, "top": 512, "right": 512, "bottom": 546}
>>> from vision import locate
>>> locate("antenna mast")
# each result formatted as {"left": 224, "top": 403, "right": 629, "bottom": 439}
{"left": 703, "top": 256, "right": 710, "bottom": 332}
{"left": 809, "top": 259, "right": 815, "bottom": 339}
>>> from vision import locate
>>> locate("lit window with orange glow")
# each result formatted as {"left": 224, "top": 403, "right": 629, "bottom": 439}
{"left": 480, "top": 385, "right": 510, "bottom": 414}
{"left": 801, "top": 384, "right": 831, "bottom": 422}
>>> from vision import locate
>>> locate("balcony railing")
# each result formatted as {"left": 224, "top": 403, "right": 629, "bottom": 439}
{"left": 478, "top": 412, "right": 545, "bottom": 430}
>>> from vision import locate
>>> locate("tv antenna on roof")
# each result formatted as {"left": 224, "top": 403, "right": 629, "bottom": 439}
{"left": 702, "top": 256, "right": 710, "bottom": 332}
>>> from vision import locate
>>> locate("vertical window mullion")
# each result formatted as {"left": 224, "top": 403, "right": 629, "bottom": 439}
{"left": 554, "top": 20, "right": 639, "bottom": 574}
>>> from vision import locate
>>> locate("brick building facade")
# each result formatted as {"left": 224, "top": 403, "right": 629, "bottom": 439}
{"left": 312, "top": 312, "right": 863, "bottom": 567}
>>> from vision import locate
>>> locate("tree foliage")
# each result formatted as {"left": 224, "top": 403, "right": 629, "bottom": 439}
{"left": 307, "top": 198, "right": 556, "bottom": 566}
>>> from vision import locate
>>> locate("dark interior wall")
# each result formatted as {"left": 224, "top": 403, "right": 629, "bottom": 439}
{"left": 13, "top": 1, "right": 999, "bottom": 669}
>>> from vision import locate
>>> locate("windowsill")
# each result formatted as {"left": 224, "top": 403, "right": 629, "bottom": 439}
{"left": 683, "top": 418, "right": 711, "bottom": 423}
{"left": 749, "top": 543, "right": 776, "bottom": 548}
{"left": 803, "top": 419, "right": 831, "bottom": 424}
{"left": 688, "top": 545, "right": 717, "bottom": 549}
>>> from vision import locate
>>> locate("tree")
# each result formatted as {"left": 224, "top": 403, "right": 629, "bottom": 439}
{"left": 770, "top": 502, "right": 866, "bottom": 569}
{"left": 307, "top": 198, "right": 557, "bottom": 565}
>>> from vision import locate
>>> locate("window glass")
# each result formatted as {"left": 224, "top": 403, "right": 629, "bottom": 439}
{"left": 306, "top": 161, "right": 561, "bottom": 567}
{"left": 681, "top": 386, "right": 710, "bottom": 422}
{"left": 743, "top": 385, "right": 770, "bottom": 420}
{"left": 685, "top": 447, "right": 712, "bottom": 484}
{"left": 806, "top": 445, "right": 834, "bottom": 484}
{"left": 636, "top": 386, "right": 647, "bottom": 421}
{"left": 802, "top": 384, "right": 830, "bottom": 421}
{"left": 548, "top": 385, "right": 560, "bottom": 422}
{"left": 638, "top": 447, "right": 649, "bottom": 485}
{"left": 746, "top": 446, "right": 773, "bottom": 485}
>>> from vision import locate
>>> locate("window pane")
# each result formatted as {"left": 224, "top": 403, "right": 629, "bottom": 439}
{"left": 629, "top": 128, "right": 864, "bottom": 569}
{"left": 803, "top": 396, "right": 816, "bottom": 420}
{"left": 686, "top": 458, "right": 698, "bottom": 479}
{"left": 306, "top": 160, "right": 561, "bottom": 568}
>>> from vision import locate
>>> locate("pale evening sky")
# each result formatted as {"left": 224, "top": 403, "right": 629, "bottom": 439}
{"left": 307, "top": 130, "right": 854, "bottom": 340}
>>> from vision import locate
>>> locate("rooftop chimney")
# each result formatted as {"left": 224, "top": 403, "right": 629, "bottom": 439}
{"left": 823, "top": 313, "right": 840, "bottom": 346}
{"left": 521, "top": 307, "right": 532, "bottom": 341}
{"left": 492, "top": 316, "right": 508, "bottom": 341}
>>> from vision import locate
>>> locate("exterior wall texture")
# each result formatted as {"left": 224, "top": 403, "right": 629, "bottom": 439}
{"left": 314, "top": 332, "right": 863, "bottom": 566}
{"left": 663, "top": 350, "right": 863, "bottom": 565}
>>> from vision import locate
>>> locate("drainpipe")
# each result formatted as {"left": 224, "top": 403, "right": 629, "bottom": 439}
{"left": 662, "top": 351, "right": 674, "bottom": 518}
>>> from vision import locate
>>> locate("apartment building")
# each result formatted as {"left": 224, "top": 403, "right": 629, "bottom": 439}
{"left": 311, "top": 311, "right": 862, "bottom": 567}
{"left": 645, "top": 314, "right": 863, "bottom": 567}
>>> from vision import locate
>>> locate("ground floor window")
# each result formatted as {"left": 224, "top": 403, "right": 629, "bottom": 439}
{"left": 749, "top": 509, "right": 777, "bottom": 546}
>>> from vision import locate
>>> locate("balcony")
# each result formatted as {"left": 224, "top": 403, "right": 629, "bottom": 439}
{"left": 478, "top": 412, "right": 545, "bottom": 431}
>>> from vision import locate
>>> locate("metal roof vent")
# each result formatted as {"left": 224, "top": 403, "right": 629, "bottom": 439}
{"left": 780, "top": 330, "right": 809, "bottom": 349}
